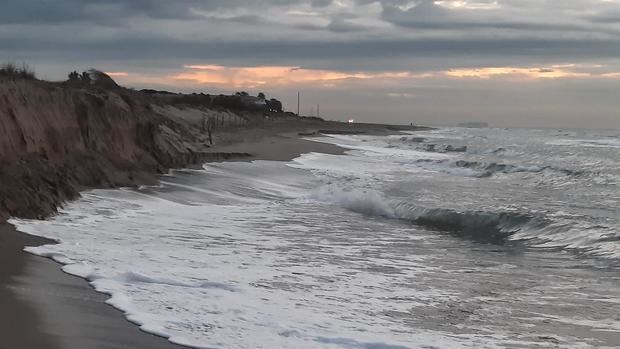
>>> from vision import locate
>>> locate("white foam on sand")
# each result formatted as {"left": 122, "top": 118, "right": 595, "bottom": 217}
{"left": 11, "top": 161, "right": 493, "bottom": 349}
{"left": 10, "top": 130, "right": 619, "bottom": 349}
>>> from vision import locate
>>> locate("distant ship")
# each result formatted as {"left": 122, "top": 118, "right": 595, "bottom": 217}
{"left": 458, "top": 122, "right": 489, "bottom": 128}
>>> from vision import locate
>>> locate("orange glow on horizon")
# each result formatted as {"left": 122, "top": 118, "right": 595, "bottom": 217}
{"left": 183, "top": 65, "right": 227, "bottom": 71}
{"left": 601, "top": 72, "right": 620, "bottom": 78}
{"left": 105, "top": 71, "right": 129, "bottom": 77}
{"left": 108, "top": 63, "right": 620, "bottom": 89}
{"left": 444, "top": 66, "right": 591, "bottom": 79}
{"left": 172, "top": 64, "right": 414, "bottom": 87}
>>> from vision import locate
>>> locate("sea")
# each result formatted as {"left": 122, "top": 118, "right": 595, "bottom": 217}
{"left": 11, "top": 127, "right": 620, "bottom": 349}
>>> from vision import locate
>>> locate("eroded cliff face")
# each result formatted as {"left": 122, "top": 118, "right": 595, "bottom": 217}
{"left": 0, "top": 78, "right": 229, "bottom": 220}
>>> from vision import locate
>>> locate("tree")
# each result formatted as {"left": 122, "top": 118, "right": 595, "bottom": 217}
{"left": 257, "top": 92, "right": 266, "bottom": 100}
{"left": 266, "top": 98, "right": 283, "bottom": 113}
{"left": 81, "top": 71, "right": 91, "bottom": 83}
{"left": 68, "top": 71, "right": 79, "bottom": 81}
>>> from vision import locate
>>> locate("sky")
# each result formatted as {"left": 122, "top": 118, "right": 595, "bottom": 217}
{"left": 2, "top": 0, "right": 620, "bottom": 128}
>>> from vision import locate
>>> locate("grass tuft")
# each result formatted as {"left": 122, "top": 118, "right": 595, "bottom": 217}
{"left": 0, "top": 62, "right": 36, "bottom": 79}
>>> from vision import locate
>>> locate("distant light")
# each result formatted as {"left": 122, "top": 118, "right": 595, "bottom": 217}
{"left": 348, "top": 119, "right": 355, "bottom": 124}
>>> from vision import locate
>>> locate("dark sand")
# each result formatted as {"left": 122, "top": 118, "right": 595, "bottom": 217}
{"left": 1, "top": 122, "right": 428, "bottom": 349}
{"left": 206, "top": 119, "right": 419, "bottom": 161}
{"left": 211, "top": 132, "right": 345, "bottom": 161}
{"left": 1, "top": 124, "right": 409, "bottom": 349}
{"left": 0, "top": 223, "right": 183, "bottom": 349}
{"left": 0, "top": 224, "right": 61, "bottom": 349}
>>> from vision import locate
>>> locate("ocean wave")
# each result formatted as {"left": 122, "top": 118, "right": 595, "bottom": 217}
{"left": 309, "top": 187, "right": 619, "bottom": 260}
{"left": 547, "top": 138, "right": 620, "bottom": 148}
{"left": 393, "top": 136, "right": 468, "bottom": 153}
{"left": 454, "top": 160, "right": 547, "bottom": 178}
{"left": 412, "top": 159, "right": 587, "bottom": 178}
{"left": 309, "top": 186, "right": 540, "bottom": 244}
{"left": 398, "top": 136, "right": 426, "bottom": 143}
{"left": 419, "top": 144, "right": 468, "bottom": 153}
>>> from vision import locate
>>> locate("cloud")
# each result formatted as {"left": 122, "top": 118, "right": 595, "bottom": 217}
{"left": 386, "top": 92, "right": 415, "bottom": 98}
{"left": 3, "top": 0, "right": 620, "bottom": 128}
{"left": 327, "top": 17, "right": 369, "bottom": 32}
{"left": 378, "top": 0, "right": 592, "bottom": 32}
{"left": 0, "top": 0, "right": 332, "bottom": 24}
{"left": 113, "top": 63, "right": 620, "bottom": 91}
{"left": 104, "top": 71, "right": 130, "bottom": 77}
{"left": 3, "top": 0, "right": 620, "bottom": 71}
{"left": 444, "top": 66, "right": 591, "bottom": 79}
{"left": 171, "top": 64, "right": 413, "bottom": 88}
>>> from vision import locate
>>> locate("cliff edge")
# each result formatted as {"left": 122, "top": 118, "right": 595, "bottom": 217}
{"left": 0, "top": 76, "right": 248, "bottom": 220}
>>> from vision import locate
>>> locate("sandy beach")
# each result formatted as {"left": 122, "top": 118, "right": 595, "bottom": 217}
{"left": 1, "top": 223, "right": 182, "bottom": 349}
{"left": 0, "top": 122, "right": 422, "bottom": 349}
{"left": 4, "top": 2, "right": 619, "bottom": 346}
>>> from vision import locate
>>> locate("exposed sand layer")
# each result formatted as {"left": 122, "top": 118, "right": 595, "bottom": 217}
{"left": 0, "top": 77, "right": 428, "bottom": 348}
{"left": 0, "top": 77, "right": 424, "bottom": 221}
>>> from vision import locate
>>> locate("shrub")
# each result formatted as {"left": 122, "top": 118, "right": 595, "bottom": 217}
{"left": 0, "top": 62, "right": 36, "bottom": 79}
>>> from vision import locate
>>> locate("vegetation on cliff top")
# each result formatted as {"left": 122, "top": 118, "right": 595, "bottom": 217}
{"left": 0, "top": 62, "right": 36, "bottom": 80}
{"left": 1, "top": 62, "right": 289, "bottom": 116}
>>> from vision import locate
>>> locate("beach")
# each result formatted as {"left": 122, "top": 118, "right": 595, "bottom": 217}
{"left": 4, "top": 1, "right": 620, "bottom": 346}
{"left": 6, "top": 125, "right": 618, "bottom": 348}
{"left": 1, "top": 223, "right": 182, "bottom": 349}
{"left": 1, "top": 73, "right": 616, "bottom": 349}
{"left": 0, "top": 121, "right": 421, "bottom": 349}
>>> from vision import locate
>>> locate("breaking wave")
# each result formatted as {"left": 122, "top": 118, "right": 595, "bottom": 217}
{"left": 411, "top": 159, "right": 589, "bottom": 178}
{"left": 310, "top": 187, "right": 541, "bottom": 244}
{"left": 391, "top": 136, "right": 468, "bottom": 153}
{"left": 451, "top": 160, "right": 587, "bottom": 178}
{"left": 310, "top": 186, "right": 620, "bottom": 260}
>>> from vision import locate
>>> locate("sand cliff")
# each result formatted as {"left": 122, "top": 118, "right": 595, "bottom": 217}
{"left": 0, "top": 77, "right": 254, "bottom": 221}
{"left": 0, "top": 74, "right": 424, "bottom": 222}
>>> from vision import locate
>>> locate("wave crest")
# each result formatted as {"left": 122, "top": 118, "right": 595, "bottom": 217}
{"left": 310, "top": 187, "right": 539, "bottom": 244}
{"left": 309, "top": 186, "right": 619, "bottom": 259}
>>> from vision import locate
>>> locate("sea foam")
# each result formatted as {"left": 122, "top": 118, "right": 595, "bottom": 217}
{"left": 10, "top": 127, "right": 620, "bottom": 348}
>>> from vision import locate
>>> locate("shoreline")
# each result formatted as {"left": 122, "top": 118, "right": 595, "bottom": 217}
{"left": 0, "top": 224, "right": 61, "bottom": 349}
{"left": 0, "top": 223, "right": 184, "bottom": 349}
{"left": 1, "top": 124, "right": 418, "bottom": 349}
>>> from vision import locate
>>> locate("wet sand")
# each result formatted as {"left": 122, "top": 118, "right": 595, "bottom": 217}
{"left": 0, "top": 223, "right": 183, "bottom": 349}
{"left": 0, "top": 224, "right": 61, "bottom": 349}
{"left": 0, "top": 123, "right": 423, "bottom": 349}
{"left": 208, "top": 119, "right": 419, "bottom": 162}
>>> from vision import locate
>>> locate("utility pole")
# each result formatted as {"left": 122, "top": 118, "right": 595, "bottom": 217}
{"left": 297, "top": 92, "right": 300, "bottom": 116}
{"left": 317, "top": 104, "right": 320, "bottom": 118}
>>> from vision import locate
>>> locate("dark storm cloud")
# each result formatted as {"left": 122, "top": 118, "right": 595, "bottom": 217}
{"left": 1, "top": 0, "right": 615, "bottom": 66}
{"left": 311, "top": 0, "right": 333, "bottom": 7}
{"left": 0, "top": 0, "right": 194, "bottom": 23}
{"left": 0, "top": 0, "right": 335, "bottom": 24}
{"left": 379, "top": 0, "right": 605, "bottom": 33}
{"left": 327, "top": 17, "right": 369, "bottom": 32}
{"left": 3, "top": 30, "right": 620, "bottom": 72}
{"left": 584, "top": 11, "right": 620, "bottom": 24}
{"left": 2, "top": 0, "right": 618, "bottom": 129}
